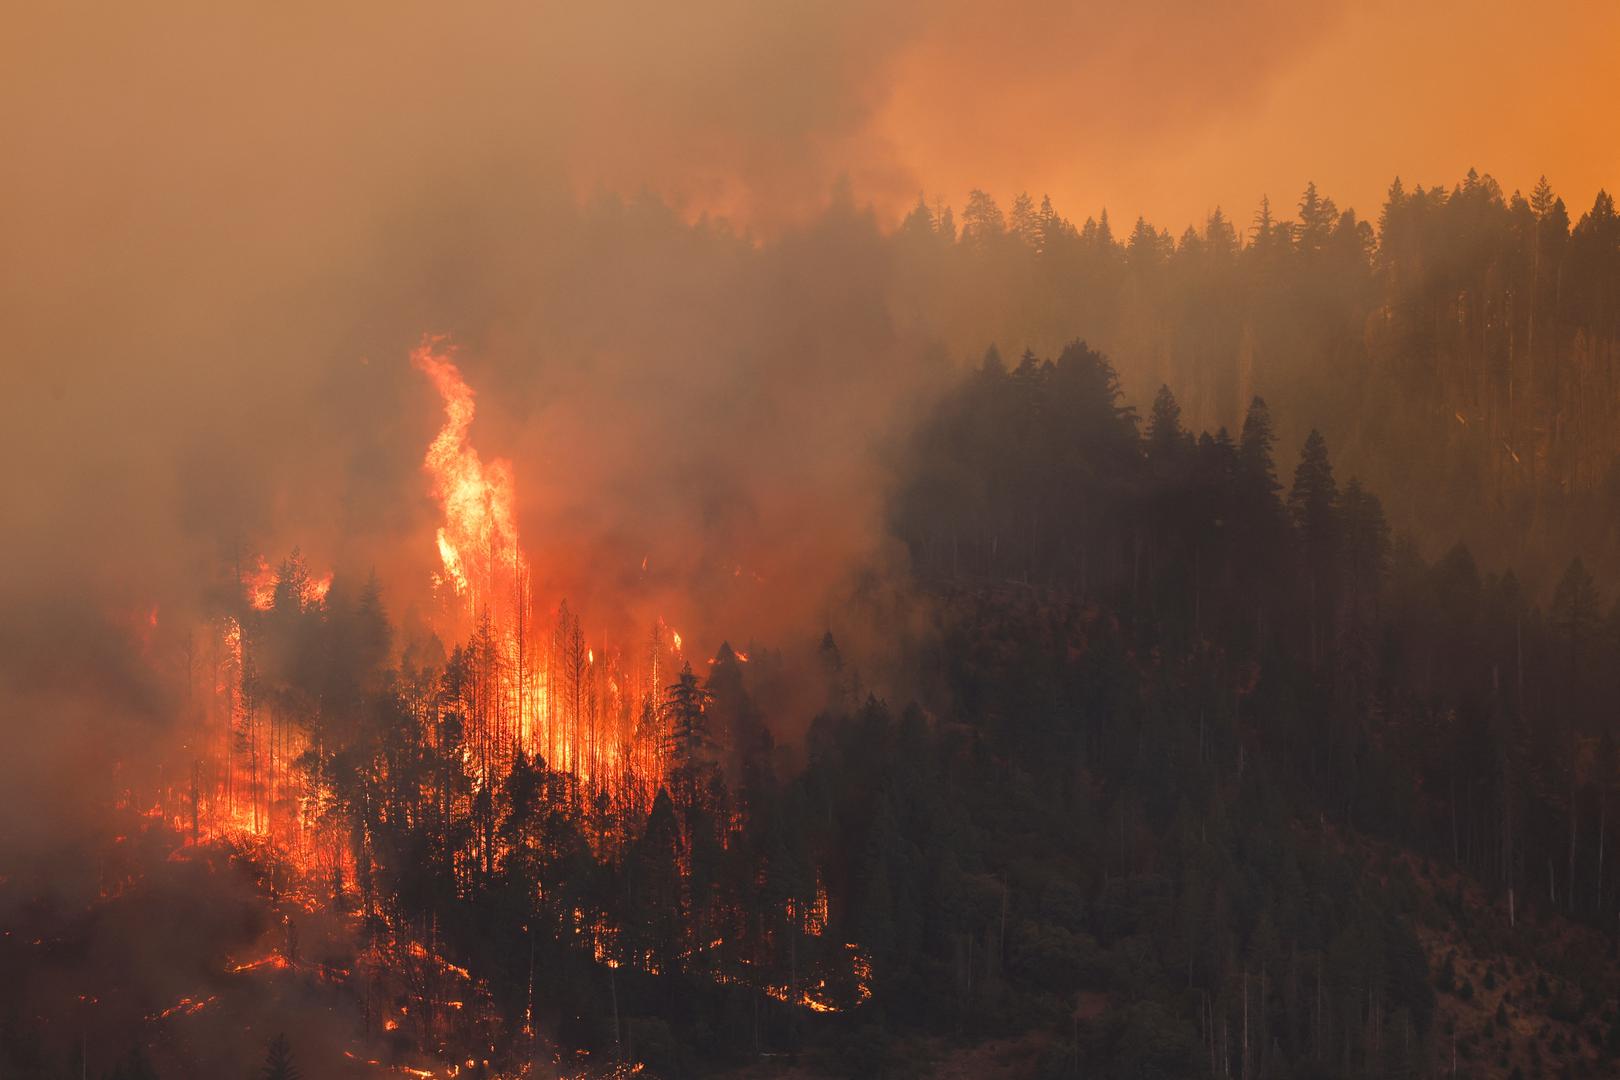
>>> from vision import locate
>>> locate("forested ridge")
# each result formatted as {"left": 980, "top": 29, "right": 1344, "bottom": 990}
{"left": 39, "top": 353, "right": 1620, "bottom": 1080}
{"left": 883, "top": 173, "right": 1620, "bottom": 598}
{"left": 10, "top": 172, "right": 1620, "bottom": 1079}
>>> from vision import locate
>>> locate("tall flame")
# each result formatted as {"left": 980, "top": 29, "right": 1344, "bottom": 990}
{"left": 130, "top": 336, "right": 866, "bottom": 1063}
{"left": 414, "top": 335, "right": 527, "bottom": 627}
{"left": 411, "top": 335, "right": 675, "bottom": 790}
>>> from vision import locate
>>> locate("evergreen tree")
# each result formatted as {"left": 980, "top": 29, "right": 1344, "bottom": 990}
{"left": 1146, "top": 384, "right": 1186, "bottom": 459}
{"left": 1289, "top": 430, "right": 1340, "bottom": 668}
{"left": 961, "top": 189, "right": 1005, "bottom": 247}
{"left": 1238, "top": 397, "right": 1280, "bottom": 499}
{"left": 665, "top": 662, "right": 713, "bottom": 767}
{"left": 260, "top": 1034, "right": 300, "bottom": 1080}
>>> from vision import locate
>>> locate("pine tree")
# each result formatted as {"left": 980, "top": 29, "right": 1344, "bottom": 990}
{"left": 1296, "top": 181, "right": 1338, "bottom": 255}
{"left": 1238, "top": 397, "right": 1280, "bottom": 499}
{"left": 1128, "top": 215, "right": 1165, "bottom": 266}
{"left": 1251, "top": 195, "right": 1285, "bottom": 254}
{"left": 261, "top": 1034, "right": 300, "bottom": 1080}
{"left": 961, "top": 190, "right": 1005, "bottom": 248}
{"left": 900, "top": 194, "right": 934, "bottom": 240}
{"left": 1205, "top": 207, "right": 1238, "bottom": 257}
{"left": 665, "top": 662, "right": 713, "bottom": 765}
{"left": 1289, "top": 430, "right": 1339, "bottom": 542}
{"left": 1147, "top": 384, "right": 1185, "bottom": 457}
{"left": 1290, "top": 430, "right": 1340, "bottom": 669}
{"left": 1530, "top": 175, "right": 1557, "bottom": 219}
{"left": 1009, "top": 191, "right": 1038, "bottom": 246}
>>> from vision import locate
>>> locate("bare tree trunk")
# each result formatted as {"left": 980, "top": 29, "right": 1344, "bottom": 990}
{"left": 1599, "top": 797, "right": 1607, "bottom": 915}
{"left": 1242, "top": 968, "right": 1249, "bottom": 1080}
{"left": 1570, "top": 750, "right": 1580, "bottom": 914}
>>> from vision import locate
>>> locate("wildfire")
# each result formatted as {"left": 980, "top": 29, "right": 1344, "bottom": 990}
{"left": 242, "top": 554, "right": 331, "bottom": 611}
{"left": 848, "top": 943, "right": 873, "bottom": 1004}
{"left": 228, "top": 953, "right": 290, "bottom": 974}
{"left": 147, "top": 995, "right": 216, "bottom": 1022}
{"left": 786, "top": 879, "right": 830, "bottom": 936}
{"left": 307, "top": 572, "right": 333, "bottom": 604}
{"left": 763, "top": 982, "right": 839, "bottom": 1014}
{"left": 131, "top": 338, "right": 868, "bottom": 1080}
{"left": 414, "top": 336, "right": 524, "bottom": 624}
{"left": 244, "top": 556, "right": 277, "bottom": 610}
{"left": 411, "top": 336, "right": 685, "bottom": 791}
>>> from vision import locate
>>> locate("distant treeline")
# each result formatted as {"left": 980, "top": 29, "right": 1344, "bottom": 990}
{"left": 879, "top": 172, "right": 1620, "bottom": 591}
{"left": 889, "top": 346, "right": 1620, "bottom": 1073}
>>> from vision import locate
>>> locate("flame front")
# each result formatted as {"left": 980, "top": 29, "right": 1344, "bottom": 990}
{"left": 125, "top": 338, "right": 865, "bottom": 1079}
{"left": 414, "top": 337, "right": 524, "bottom": 625}
{"left": 412, "top": 335, "right": 675, "bottom": 792}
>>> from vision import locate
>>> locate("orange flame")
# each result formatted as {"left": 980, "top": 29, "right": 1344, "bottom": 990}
{"left": 244, "top": 556, "right": 277, "bottom": 611}
{"left": 243, "top": 554, "right": 331, "bottom": 611}
{"left": 414, "top": 336, "right": 526, "bottom": 626}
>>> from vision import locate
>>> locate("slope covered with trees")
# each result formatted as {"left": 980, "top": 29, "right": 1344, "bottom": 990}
{"left": 9, "top": 172, "right": 1620, "bottom": 1079}
{"left": 886, "top": 174, "right": 1620, "bottom": 593}
{"left": 24, "top": 346, "right": 1620, "bottom": 1080}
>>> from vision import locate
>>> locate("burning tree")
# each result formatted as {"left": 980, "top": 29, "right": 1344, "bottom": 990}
{"left": 132, "top": 337, "right": 869, "bottom": 1076}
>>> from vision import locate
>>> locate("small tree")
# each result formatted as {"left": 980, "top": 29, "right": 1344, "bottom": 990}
{"left": 261, "top": 1034, "right": 300, "bottom": 1080}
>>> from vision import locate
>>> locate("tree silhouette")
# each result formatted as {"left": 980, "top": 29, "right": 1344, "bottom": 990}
{"left": 260, "top": 1034, "right": 299, "bottom": 1080}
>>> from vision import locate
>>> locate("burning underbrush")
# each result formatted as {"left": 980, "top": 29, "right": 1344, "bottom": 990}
{"left": 1, "top": 806, "right": 656, "bottom": 1078}
{"left": 2, "top": 812, "right": 402, "bottom": 1078}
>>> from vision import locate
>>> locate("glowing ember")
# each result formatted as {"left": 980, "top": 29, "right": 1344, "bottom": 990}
{"left": 147, "top": 994, "right": 216, "bottom": 1021}
{"left": 228, "top": 953, "right": 290, "bottom": 974}
{"left": 244, "top": 556, "right": 277, "bottom": 610}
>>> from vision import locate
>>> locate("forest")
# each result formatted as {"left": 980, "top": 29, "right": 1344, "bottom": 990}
{"left": 7, "top": 173, "right": 1620, "bottom": 1080}
{"left": 882, "top": 173, "right": 1620, "bottom": 597}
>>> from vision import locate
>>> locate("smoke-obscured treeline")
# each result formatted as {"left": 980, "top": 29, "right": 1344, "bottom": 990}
{"left": 881, "top": 172, "right": 1620, "bottom": 595}
{"left": 9, "top": 5, "right": 1620, "bottom": 1077}
{"left": 6, "top": 167, "right": 1620, "bottom": 1080}
{"left": 20, "top": 322, "right": 1620, "bottom": 1076}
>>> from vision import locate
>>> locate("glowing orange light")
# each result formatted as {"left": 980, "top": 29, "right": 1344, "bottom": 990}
{"left": 244, "top": 556, "right": 277, "bottom": 610}
{"left": 414, "top": 336, "right": 524, "bottom": 625}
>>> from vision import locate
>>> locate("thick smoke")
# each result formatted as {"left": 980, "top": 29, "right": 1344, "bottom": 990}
{"left": 0, "top": 0, "right": 1360, "bottom": 684}
{"left": 3, "top": 0, "right": 1613, "bottom": 904}
{"left": 7, "top": 5, "right": 1620, "bottom": 1074}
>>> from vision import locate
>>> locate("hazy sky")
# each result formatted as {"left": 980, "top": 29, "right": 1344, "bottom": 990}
{"left": 7, "top": 1, "right": 1616, "bottom": 249}
{"left": 5, "top": 0, "right": 1618, "bottom": 642}
{"left": 4, "top": 0, "right": 1616, "bottom": 641}
{"left": 878, "top": 0, "right": 1620, "bottom": 229}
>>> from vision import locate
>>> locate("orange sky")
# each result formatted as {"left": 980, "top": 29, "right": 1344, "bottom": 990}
{"left": 5, "top": 1, "right": 1617, "bottom": 250}
{"left": 871, "top": 0, "right": 1620, "bottom": 230}
{"left": 4, "top": 0, "right": 1620, "bottom": 775}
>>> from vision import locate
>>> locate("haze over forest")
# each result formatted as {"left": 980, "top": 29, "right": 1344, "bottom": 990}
{"left": 4, "top": 4, "right": 1620, "bottom": 1079}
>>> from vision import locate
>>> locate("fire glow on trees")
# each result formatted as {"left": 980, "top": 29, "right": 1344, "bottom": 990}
{"left": 172, "top": 339, "right": 687, "bottom": 854}
{"left": 414, "top": 337, "right": 523, "bottom": 624}
{"left": 127, "top": 335, "right": 868, "bottom": 1075}
{"left": 412, "top": 334, "right": 673, "bottom": 794}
